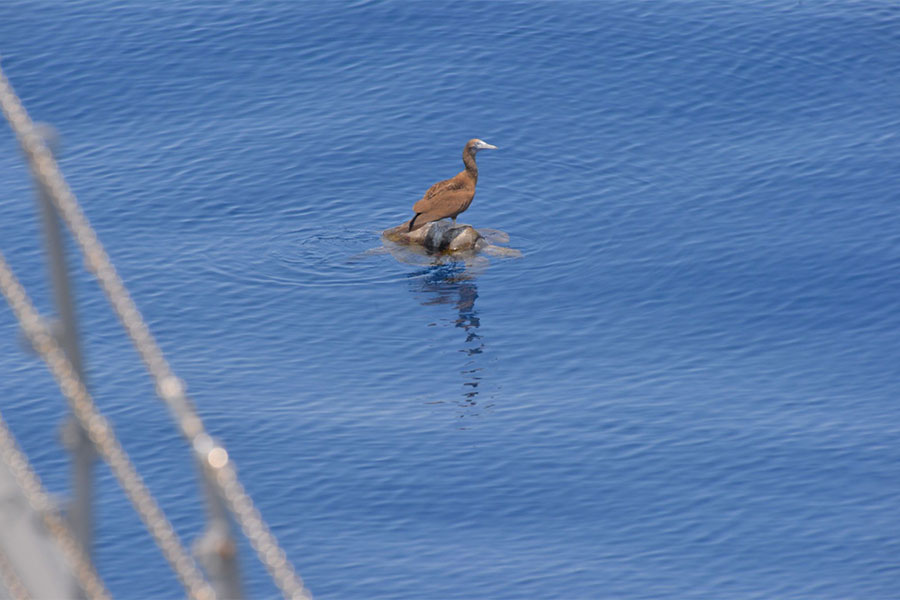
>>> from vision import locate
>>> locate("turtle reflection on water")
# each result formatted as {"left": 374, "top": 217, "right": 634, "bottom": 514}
{"left": 377, "top": 220, "right": 521, "bottom": 265}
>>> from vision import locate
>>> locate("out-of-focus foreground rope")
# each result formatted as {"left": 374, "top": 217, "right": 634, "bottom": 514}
{"left": 0, "top": 543, "right": 30, "bottom": 600}
{"left": 0, "top": 62, "right": 311, "bottom": 600}
{"left": 0, "top": 408, "right": 111, "bottom": 600}
{"left": 0, "top": 250, "right": 217, "bottom": 600}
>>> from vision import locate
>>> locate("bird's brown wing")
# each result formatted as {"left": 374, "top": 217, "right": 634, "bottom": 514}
{"left": 412, "top": 177, "right": 472, "bottom": 217}
{"left": 414, "top": 178, "right": 458, "bottom": 212}
{"left": 409, "top": 186, "right": 475, "bottom": 230}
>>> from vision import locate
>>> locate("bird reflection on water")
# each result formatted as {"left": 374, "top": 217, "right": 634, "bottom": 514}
{"left": 409, "top": 263, "right": 489, "bottom": 412}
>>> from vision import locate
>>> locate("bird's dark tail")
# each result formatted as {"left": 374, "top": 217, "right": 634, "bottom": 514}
{"left": 408, "top": 213, "right": 421, "bottom": 231}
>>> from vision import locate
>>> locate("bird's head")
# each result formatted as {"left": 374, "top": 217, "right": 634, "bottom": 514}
{"left": 467, "top": 138, "right": 498, "bottom": 155}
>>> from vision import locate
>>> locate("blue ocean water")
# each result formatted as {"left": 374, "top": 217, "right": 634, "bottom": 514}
{"left": 1, "top": 1, "right": 899, "bottom": 598}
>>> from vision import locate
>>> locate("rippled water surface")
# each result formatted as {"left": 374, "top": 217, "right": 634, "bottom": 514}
{"left": 1, "top": 2, "right": 899, "bottom": 598}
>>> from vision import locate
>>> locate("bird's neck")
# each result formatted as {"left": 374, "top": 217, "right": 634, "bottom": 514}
{"left": 463, "top": 151, "right": 479, "bottom": 181}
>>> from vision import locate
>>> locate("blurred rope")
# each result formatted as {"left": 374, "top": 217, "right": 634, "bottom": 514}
{"left": 0, "top": 63, "right": 311, "bottom": 600}
{"left": 0, "top": 408, "right": 110, "bottom": 600}
{"left": 0, "top": 543, "right": 30, "bottom": 600}
{"left": 0, "top": 250, "right": 217, "bottom": 600}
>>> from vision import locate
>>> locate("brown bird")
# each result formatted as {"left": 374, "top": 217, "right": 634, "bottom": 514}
{"left": 408, "top": 138, "right": 497, "bottom": 231}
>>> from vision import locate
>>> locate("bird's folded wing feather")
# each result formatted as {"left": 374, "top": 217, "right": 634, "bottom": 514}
{"left": 413, "top": 178, "right": 470, "bottom": 215}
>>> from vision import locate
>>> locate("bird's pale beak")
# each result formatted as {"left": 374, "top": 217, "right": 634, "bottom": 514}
{"left": 477, "top": 141, "right": 498, "bottom": 150}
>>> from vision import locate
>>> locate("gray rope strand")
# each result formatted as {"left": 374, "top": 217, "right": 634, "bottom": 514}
{"left": 0, "top": 251, "right": 217, "bottom": 600}
{"left": 0, "top": 62, "right": 311, "bottom": 600}
{"left": 0, "top": 543, "right": 31, "bottom": 600}
{"left": 0, "top": 409, "right": 111, "bottom": 600}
